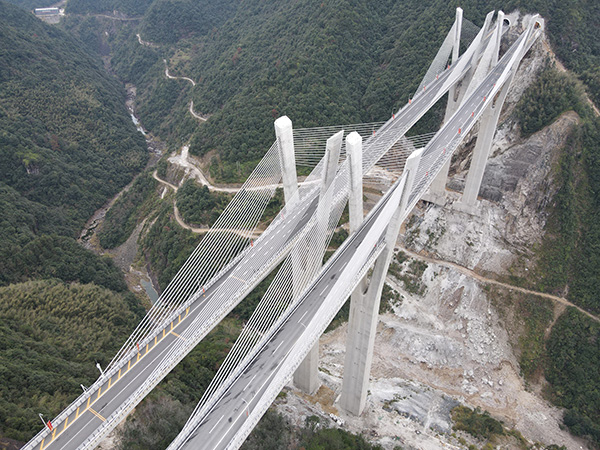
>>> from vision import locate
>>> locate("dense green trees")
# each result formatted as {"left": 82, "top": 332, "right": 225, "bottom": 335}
{"left": 65, "top": 0, "right": 153, "bottom": 16}
{"left": 0, "top": 4, "right": 148, "bottom": 443}
{"left": 546, "top": 308, "right": 600, "bottom": 445}
{"left": 139, "top": 0, "right": 238, "bottom": 45}
{"left": 175, "top": 180, "right": 229, "bottom": 227}
{"left": 516, "top": 67, "right": 587, "bottom": 136}
{"left": 98, "top": 173, "right": 159, "bottom": 249}
{"left": 141, "top": 203, "right": 202, "bottom": 289}
{"left": 0, "top": 1, "right": 147, "bottom": 233}
{"left": 0, "top": 280, "right": 143, "bottom": 441}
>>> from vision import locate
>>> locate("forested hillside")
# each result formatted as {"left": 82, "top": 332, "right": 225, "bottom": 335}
{"left": 0, "top": 1, "right": 148, "bottom": 282}
{"left": 0, "top": 1, "right": 147, "bottom": 443}
{"left": 61, "top": 0, "right": 599, "bottom": 185}
{"left": 0, "top": 280, "right": 144, "bottom": 441}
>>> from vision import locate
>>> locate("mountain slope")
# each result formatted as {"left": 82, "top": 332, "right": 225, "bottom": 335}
{"left": 0, "top": 2, "right": 147, "bottom": 443}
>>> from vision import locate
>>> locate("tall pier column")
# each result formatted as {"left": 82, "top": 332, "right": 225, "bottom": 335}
{"left": 426, "top": 10, "right": 499, "bottom": 206}
{"left": 426, "top": 7, "right": 463, "bottom": 204}
{"left": 340, "top": 148, "right": 423, "bottom": 415}
{"left": 293, "top": 130, "right": 343, "bottom": 394}
{"left": 345, "top": 132, "right": 367, "bottom": 339}
{"left": 456, "top": 70, "right": 513, "bottom": 213}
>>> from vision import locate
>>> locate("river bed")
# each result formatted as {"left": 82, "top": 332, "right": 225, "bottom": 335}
{"left": 78, "top": 82, "right": 164, "bottom": 305}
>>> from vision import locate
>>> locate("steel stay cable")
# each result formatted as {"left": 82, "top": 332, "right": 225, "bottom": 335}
{"left": 108, "top": 143, "right": 283, "bottom": 370}
{"left": 198, "top": 179, "right": 349, "bottom": 405}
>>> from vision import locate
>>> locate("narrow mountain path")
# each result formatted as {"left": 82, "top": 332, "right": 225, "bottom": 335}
{"left": 162, "top": 59, "right": 209, "bottom": 122}
{"left": 153, "top": 170, "right": 261, "bottom": 238}
{"left": 399, "top": 246, "right": 600, "bottom": 323}
{"left": 152, "top": 170, "right": 178, "bottom": 191}
{"left": 189, "top": 100, "right": 206, "bottom": 121}
{"left": 167, "top": 145, "right": 241, "bottom": 193}
{"left": 136, "top": 33, "right": 158, "bottom": 48}
{"left": 163, "top": 59, "right": 196, "bottom": 86}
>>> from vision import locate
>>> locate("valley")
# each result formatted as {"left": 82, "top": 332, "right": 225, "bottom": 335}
{"left": 1, "top": 1, "right": 599, "bottom": 449}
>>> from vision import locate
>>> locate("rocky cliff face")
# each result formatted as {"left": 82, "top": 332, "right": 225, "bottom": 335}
{"left": 273, "top": 25, "right": 591, "bottom": 450}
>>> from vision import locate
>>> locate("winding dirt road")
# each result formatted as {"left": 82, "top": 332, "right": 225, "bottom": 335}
{"left": 153, "top": 170, "right": 261, "bottom": 238}
{"left": 399, "top": 246, "right": 600, "bottom": 323}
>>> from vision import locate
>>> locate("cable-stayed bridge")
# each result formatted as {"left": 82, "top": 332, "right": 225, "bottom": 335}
{"left": 22, "top": 9, "right": 542, "bottom": 450}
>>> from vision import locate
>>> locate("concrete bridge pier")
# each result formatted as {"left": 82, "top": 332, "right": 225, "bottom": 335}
{"left": 426, "top": 9, "right": 502, "bottom": 205}
{"left": 339, "top": 148, "right": 423, "bottom": 416}
{"left": 340, "top": 131, "right": 368, "bottom": 405}
{"left": 293, "top": 130, "right": 344, "bottom": 394}
{"left": 455, "top": 67, "right": 514, "bottom": 213}
{"left": 426, "top": 11, "right": 462, "bottom": 205}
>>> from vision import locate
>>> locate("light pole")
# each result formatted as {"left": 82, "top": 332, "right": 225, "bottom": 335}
{"left": 96, "top": 362, "right": 105, "bottom": 378}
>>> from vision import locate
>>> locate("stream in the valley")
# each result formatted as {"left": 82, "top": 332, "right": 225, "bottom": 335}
{"left": 78, "top": 83, "right": 163, "bottom": 304}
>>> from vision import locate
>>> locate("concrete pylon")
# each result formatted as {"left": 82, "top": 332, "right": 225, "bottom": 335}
{"left": 425, "top": 7, "right": 462, "bottom": 204}
{"left": 455, "top": 69, "right": 514, "bottom": 213}
{"left": 340, "top": 132, "right": 368, "bottom": 407}
{"left": 340, "top": 149, "right": 423, "bottom": 416}
{"left": 293, "top": 130, "right": 343, "bottom": 395}
{"left": 427, "top": 10, "right": 501, "bottom": 205}
{"left": 454, "top": 14, "right": 539, "bottom": 213}
{"left": 346, "top": 132, "right": 363, "bottom": 233}
{"left": 463, "top": 11, "right": 504, "bottom": 101}
{"left": 274, "top": 116, "right": 299, "bottom": 207}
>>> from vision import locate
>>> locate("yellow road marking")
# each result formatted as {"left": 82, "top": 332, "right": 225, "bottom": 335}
{"left": 171, "top": 331, "right": 185, "bottom": 341}
{"left": 230, "top": 275, "right": 246, "bottom": 283}
{"left": 88, "top": 408, "right": 106, "bottom": 422}
{"left": 38, "top": 305, "right": 196, "bottom": 445}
